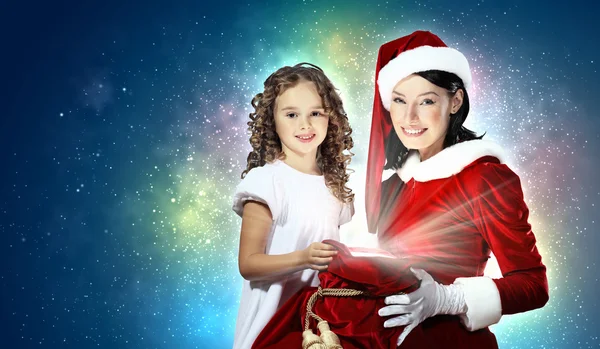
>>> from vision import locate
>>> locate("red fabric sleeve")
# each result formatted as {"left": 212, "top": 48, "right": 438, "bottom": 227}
{"left": 468, "top": 162, "right": 549, "bottom": 315}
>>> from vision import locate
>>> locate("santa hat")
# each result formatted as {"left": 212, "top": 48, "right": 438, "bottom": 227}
{"left": 365, "top": 30, "right": 472, "bottom": 234}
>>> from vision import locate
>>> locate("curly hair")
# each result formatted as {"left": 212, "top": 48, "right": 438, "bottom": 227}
{"left": 241, "top": 62, "right": 354, "bottom": 203}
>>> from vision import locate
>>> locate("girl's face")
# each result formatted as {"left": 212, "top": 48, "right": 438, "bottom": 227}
{"left": 389, "top": 74, "right": 463, "bottom": 160}
{"left": 273, "top": 80, "right": 329, "bottom": 162}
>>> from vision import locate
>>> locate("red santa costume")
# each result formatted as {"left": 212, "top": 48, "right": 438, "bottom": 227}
{"left": 366, "top": 31, "right": 549, "bottom": 346}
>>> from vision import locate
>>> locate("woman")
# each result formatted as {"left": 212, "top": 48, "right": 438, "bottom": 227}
{"left": 366, "top": 31, "right": 549, "bottom": 347}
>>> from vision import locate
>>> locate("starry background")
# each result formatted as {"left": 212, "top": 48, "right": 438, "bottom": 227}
{"left": 1, "top": 0, "right": 599, "bottom": 348}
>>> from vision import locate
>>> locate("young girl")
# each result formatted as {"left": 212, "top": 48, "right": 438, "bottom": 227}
{"left": 231, "top": 62, "right": 355, "bottom": 349}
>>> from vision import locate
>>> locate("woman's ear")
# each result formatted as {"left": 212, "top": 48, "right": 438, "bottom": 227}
{"left": 451, "top": 89, "right": 464, "bottom": 114}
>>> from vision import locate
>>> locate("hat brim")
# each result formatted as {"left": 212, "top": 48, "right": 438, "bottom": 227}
{"left": 377, "top": 45, "right": 472, "bottom": 111}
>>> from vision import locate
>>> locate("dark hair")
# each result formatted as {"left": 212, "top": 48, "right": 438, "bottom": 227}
{"left": 242, "top": 62, "right": 354, "bottom": 203}
{"left": 383, "top": 70, "right": 484, "bottom": 170}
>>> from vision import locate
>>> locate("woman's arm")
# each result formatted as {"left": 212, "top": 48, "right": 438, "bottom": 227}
{"left": 457, "top": 162, "right": 549, "bottom": 330}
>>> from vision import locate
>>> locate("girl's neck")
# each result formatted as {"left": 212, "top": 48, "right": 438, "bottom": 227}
{"left": 281, "top": 151, "right": 321, "bottom": 176}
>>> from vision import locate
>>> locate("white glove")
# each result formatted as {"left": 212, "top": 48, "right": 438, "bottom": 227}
{"left": 378, "top": 268, "right": 467, "bottom": 346}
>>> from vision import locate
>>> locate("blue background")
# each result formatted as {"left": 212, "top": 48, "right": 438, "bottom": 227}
{"left": 2, "top": 0, "right": 599, "bottom": 347}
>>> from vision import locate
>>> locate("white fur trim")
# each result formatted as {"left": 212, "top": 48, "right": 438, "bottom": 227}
{"left": 453, "top": 276, "right": 502, "bottom": 331}
{"left": 378, "top": 45, "right": 472, "bottom": 111}
{"left": 382, "top": 168, "right": 397, "bottom": 182}
{"left": 396, "top": 139, "right": 505, "bottom": 183}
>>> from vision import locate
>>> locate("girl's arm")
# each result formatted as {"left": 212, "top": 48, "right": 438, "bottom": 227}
{"left": 238, "top": 201, "right": 337, "bottom": 281}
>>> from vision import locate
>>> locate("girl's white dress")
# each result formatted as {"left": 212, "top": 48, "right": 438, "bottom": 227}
{"left": 231, "top": 160, "right": 354, "bottom": 349}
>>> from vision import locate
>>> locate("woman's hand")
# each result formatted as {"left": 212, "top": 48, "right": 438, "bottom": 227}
{"left": 378, "top": 268, "right": 467, "bottom": 346}
{"left": 302, "top": 242, "right": 338, "bottom": 271}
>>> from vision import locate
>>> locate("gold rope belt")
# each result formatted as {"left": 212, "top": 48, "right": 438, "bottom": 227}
{"left": 304, "top": 286, "right": 365, "bottom": 330}
{"left": 302, "top": 286, "right": 365, "bottom": 349}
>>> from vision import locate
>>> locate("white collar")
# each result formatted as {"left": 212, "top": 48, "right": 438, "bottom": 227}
{"left": 394, "top": 139, "right": 506, "bottom": 183}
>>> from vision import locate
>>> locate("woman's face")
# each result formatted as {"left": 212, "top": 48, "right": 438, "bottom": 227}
{"left": 389, "top": 74, "right": 463, "bottom": 160}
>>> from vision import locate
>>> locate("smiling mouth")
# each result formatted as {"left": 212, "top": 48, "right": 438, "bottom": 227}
{"left": 402, "top": 127, "right": 427, "bottom": 136}
{"left": 296, "top": 134, "right": 315, "bottom": 141}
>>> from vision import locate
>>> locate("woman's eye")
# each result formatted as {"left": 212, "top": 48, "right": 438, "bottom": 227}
{"left": 421, "top": 99, "right": 435, "bottom": 105}
{"left": 393, "top": 97, "right": 405, "bottom": 104}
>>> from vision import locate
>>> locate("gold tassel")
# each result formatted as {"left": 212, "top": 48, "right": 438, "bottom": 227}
{"left": 302, "top": 329, "right": 327, "bottom": 349}
{"left": 317, "top": 321, "right": 343, "bottom": 349}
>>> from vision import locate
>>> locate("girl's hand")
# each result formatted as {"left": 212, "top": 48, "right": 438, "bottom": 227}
{"left": 302, "top": 242, "right": 338, "bottom": 271}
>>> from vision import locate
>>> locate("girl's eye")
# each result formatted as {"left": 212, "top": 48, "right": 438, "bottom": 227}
{"left": 393, "top": 97, "right": 405, "bottom": 104}
{"left": 421, "top": 99, "right": 435, "bottom": 105}
{"left": 311, "top": 111, "right": 323, "bottom": 117}
{"left": 286, "top": 113, "right": 297, "bottom": 118}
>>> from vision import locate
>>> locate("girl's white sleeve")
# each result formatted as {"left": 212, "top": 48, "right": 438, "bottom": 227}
{"left": 339, "top": 200, "right": 355, "bottom": 226}
{"left": 232, "top": 166, "right": 282, "bottom": 221}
